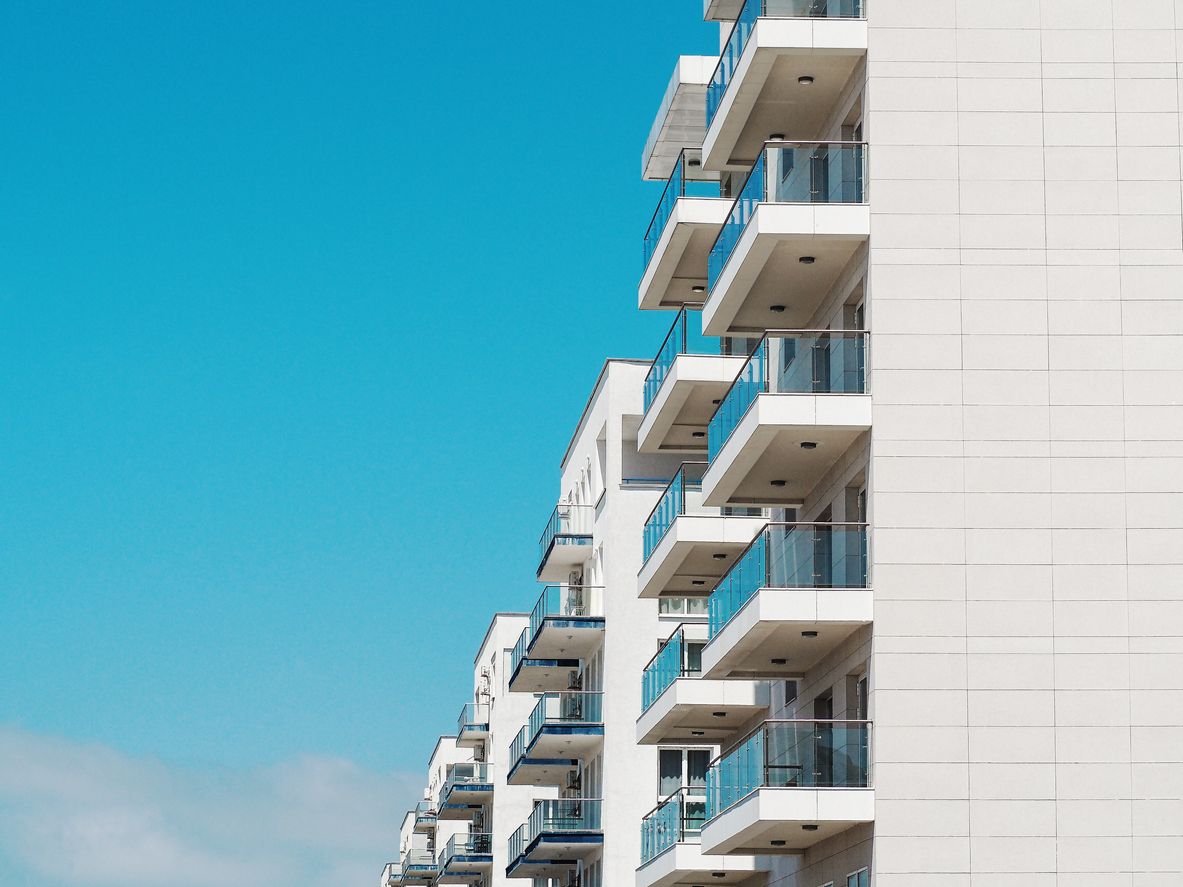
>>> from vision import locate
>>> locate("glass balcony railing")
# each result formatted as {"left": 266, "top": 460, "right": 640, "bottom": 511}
{"left": 705, "top": 719, "right": 871, "bottom": 818}
{"left": 444, "top": 761, "right": 491, "bottom": 794}
{"left": 509, "top": 800, "right": 603, "bottom": 864}
{"left": 442, "top": 832, "right": 492, "bottom": 865}
{"left": 510, "top": 691, "right": 603, "bottom": 766}
{"left": 642, "top": 625, "right": 705, "bottom": 713}
{"left": 401, "top": 849, "right": 437, "bottom": 875}
{"left": 529, "top": 584, "right": 605, "bottom": 638}
{"left": 538, "top": 503, "right": 593, "bottom": 570}
{"left": 708, "top": 142, "right": 867, "bottom": 291}
{"left": 641, "top": 788, "right": 708, "bottom": 864}
{"left": 707, "top": 331, "right": 867, "bottom": 461}
{"left": 706, "top": 0, "right": 868, "bottom": 128}
{"left": 456, "top": 702, "right": 489, "bottom": 736}
{"left": 510, "top": 627, "right": 530, "bottom": 677}
{"left": 643, "top": 307, "right": 712, "bottom": 413}
{"left": 413, "top": 800, "right": 436, "bottom": 826}
{"left": 643, "top": 463, "right": 709, "bottom": 561}
{"left": 644, "top": 149, "right": 721, "bottom": 270}
{"left": 709, "top": 522, "right": 867, "bottom": 638}
{"left": 383, "top": 862, "right": 402, "bottom": 885}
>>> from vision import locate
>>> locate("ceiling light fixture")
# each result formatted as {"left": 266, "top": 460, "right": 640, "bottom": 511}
{"left": 771, "top": 480, "right": 787, "bottom": 488}
{"left": 800, "top": 441, "right": 818, "bottom": 450}
{"left": 798, "top": 75, "right": 815, "bottom": 85}
{"left": 801, "top": 630, "right": 818, "bottom": 638}
{"left": 799, "top": 256, "right": 816, "bottom": 265}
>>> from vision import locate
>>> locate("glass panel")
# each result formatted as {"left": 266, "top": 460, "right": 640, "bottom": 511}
{"left": 538, "top": 504, "right": 593, "bottom": 566}
{"left": 528, "top": 798, "right": 603, "bottom": 835}
{"left": 642, "top": 628, "right": 687, "bottom": 713}
{"left": 659, "top": 749, "right": 683, "bottom": 796}
{"left": 688, "top": 749, "right": 710, "bottom": 787}
{"left": 529, "top": 584, "right": 605, "bottom": 638}
{"left": 643, "top": 463, "right": 709, "bottom": 561}
{"left": 706, "top": 720, "right": 871, "bottom": 818}
{"left": 709, "top": 524, "right": 868, "bottom": 637}
{"left": 522, "top": 692, "right": 604, "bottom": 752}
{"left": 708, "top": 151, "right": 766, "bottom": 290}
{"left": 769, "top": 143, "right": 865, "bottom": 204}
{"left": 644, "top": 312, "right": 714, "bottom": 414}
{"left": 644, "top": 150, "right": 720, "bottom": 271}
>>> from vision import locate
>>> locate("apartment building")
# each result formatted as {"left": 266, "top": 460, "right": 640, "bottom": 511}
{"left": 384, "top": 1, "right": 1183, "bottom": 886}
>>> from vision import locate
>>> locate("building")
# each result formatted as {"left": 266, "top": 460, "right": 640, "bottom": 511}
{"left": 384, "top": 2, "right": 1183, "bottom": 886}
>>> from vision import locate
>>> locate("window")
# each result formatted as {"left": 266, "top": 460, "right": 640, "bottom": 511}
{"left": 658, "top": 597, "right": 708, "bottom": 616}
{"left": 658, "top": 748, "right": 712, "bottom": 796}
{"left": 847, "top": 868, "right": 869, "bottom": 887}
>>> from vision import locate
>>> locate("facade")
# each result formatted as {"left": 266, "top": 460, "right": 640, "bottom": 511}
{"left": 384, "top": 2, "right": 1183, "bottom": 886}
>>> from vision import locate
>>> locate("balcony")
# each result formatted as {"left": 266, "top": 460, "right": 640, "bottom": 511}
{"left": 507, "top": 799, "right": 604, "bottom": 880}
{"left": 638, "top": 309, "right": 752, "bottom": 454}
{"left": 382, "top": 862, "right": 402, "bottom": 887}
{"left": 413, "top": 800, "right": 437, "bottom": 833}
{"left": 638, "top": 789, "right": 766, "bottom": 887}
{"left": 640, "top": 152, "right": 730, "bottom": 312}
{"left": 507, "top": 692, "right": 604, "bottom": 786}
{"left": 455, "top": 703, "right": 489, "bottom": 748}
{"left": 704, "top": 0, "right": 746, "bottom": 21}
{"left": 537, "top": 504, "right": 594, "bottom": 580}
{"left": 439, "top": 762, "right": 493, "bottom": 820}
{"left": 701, "top": 720, "right": 873, "bottom": 853}
{"left": 638, "top": 623, "right": 769, "bottom": 745}
{"left": 703, "top": 142, "right": 869, "bottom": 337}
{"left": 509, "top": 585, "right": 605, "bottom": 692}
{"left": 702, "top": 1, "right": 868, "bottom": 173}
{"left": 643, "top": 56, "right": 717, "bottom": 182}
{"left": 639, "top": 462, "right": 768, "bottom": 599}
{"left": 437, "top": 833, "right": 493, "bottom": 884}
{"left": 702, "top": 332, "right": 870, "bottom": 508}
{"left": 399, "top": 850, "right": 439, "bottom": 885}
{"left": 702, "top": 523, "right": 870, "bottom": 680}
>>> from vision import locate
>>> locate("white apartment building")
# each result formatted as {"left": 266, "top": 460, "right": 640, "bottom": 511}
{"left": 384, "top": 2, "right": 1183, "bottom": 886}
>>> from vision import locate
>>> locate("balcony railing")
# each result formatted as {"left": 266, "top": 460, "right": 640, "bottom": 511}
{"left": 643, "top": 307, "right": 714, "bottom": 413}
{"left": 709, "top": 522, "right": 868, "bottom": 638}
{"left": 643, "top": 149, "right": 721, "bottom": 270}
{"left": 707, "top": 331, "right": 867, "bottom": 461}
{"left": 443, "top": 832, "right": 492, "bottom": 863}
{"left": 642, "top": 624, "right": 704, "bottom": 713}
{"left": 510, "top": 800, "right": 604, "bottom": 862}
{"left": 708, "top": 142, "right": 867, "bottom": 291}
{"left": 529, "top": 584, "right": 605, "bottom": 638}
{"left": 641, "top": 788, "right": 708, "bottom": 864}
{"left": 510, "top": 691, "right": 604, "bottom": 765}
{"left": 705, "top": 719, "right": 871, "bottom": 818}
{"left": 456, "top": 702, "right": 489, "bottom": 736}
{"left": 643, "top": 463, "right": 709, "bottom": 561}
{"left": 538, "top": 503, "right": 593, "bottom": 568}
{"left": 383, "top": 862, "right": 402, "bottom": 885}
{"left": 401, "top": 849, "right": 437, "bottom": 874}
{"left": 444, "top": 761, "right": 491, "bottom": 792}
{"left": 414, "top": 800, "right": 437, "bottom": 825}
{"left": 706, "top": 0, "right": 868, "bottom": 128}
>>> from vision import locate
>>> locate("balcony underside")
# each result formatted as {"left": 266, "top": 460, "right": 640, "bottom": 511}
{"left": 455, "top": 725, "right": 489, "bottom": 748}
{"left": 643, "top": 56, "right": 716, "bottom": 182}
{"left": 508, "top": 835, "right": 603, "bottom": 879}
{"left": 703, "top": 204, "right": 869, "bottom": 337}
{"left": 438, "top": 858, "right": 492, "bottom": 884}
{"left": 638, "top": 514, "right": 767, "bottom": 599}
{"left": 412, "top": 819, "right": 435, "bottom": 835}
{"left": 702, "top": 20, "right": 868, "bottom": 172}
{"left": 438, "top": 801, "right": 487, "bottom": 821}
{"left": 638, "top": 842, "right": 766, "bottom": 887}
{"left": 401, "top": 870, "right": 437, "bottom": 885}
{"left": 508, "top": 658, "right": 580, "bottom": 693}
{"left": 703, "top": 0, "right": 745, "bottom": 22}
{"left": 638, "top": 354, "right": 748, "bottom": 454}
{"left": 700, "top": 788, "right": 874, "bottom": 854}
{"left": 637, "top": 677, "right": 769, "bottom": 745}
{"left": 538, "top": 538, "right": 593, "bottom": 582}
{"left": 529, "top": 618, "right": 605, "bottom": 661}
{"left": 701, "top": 587, "right": 872, "bottom": 680}
{"left": 640, "top": 199, "right": 731, "bottom": 311}
{"left": 701, "top": 394, "right": 871, "bottom": 508}
{"left": 506, "top": 756, "right": 579, "bottom": 787}
{"left": 528, "top": 725, "right": 604, "bottom": 761}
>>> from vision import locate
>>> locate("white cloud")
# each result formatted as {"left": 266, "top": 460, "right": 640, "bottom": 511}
{"left": 0, "top": 726, "right": 420, "bottom": 887}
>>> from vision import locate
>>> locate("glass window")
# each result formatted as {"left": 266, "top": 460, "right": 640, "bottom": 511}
{"left": 687, "top": 749, "right": 710, "bottom": 787}
{"left": 847, "top": 869, "right": 869, "bottom": 887}
{"left": 659, "top": 749, "right": 683, "bottom": 796}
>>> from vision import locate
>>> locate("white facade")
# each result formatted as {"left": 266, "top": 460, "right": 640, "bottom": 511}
{"left": 382, "top": 2, "right": 1183, "bottom": 887}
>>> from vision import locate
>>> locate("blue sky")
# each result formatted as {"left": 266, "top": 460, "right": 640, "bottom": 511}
{"left": 0, "top": 1, "right": 714, "bottom": 885}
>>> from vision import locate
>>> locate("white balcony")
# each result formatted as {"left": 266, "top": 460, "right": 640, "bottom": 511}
{"left": 704, "top": 0, "right": 746, "bottom": 22}
{"left": 640, "top": 466, "right": 767, "bottom": 599}
{"left": 702, "top": 8, "right": 867, "bottom": 173}
{"left": 638, "top": 789, "right": 767, "bottom": 887}
{"left": 701, "top": 720, "right": 873, "bottom": 853}
{"left": 536, "top": 504, "right": 594, "bottom": 581}
{"left": 702, "top": 523, "right": 871, "bottom": 680}
{"left": 701, "top": 333, "right": 870, "bottom": 509}
{"left": 643, "top": 56, "right": 717, "bottom": 182}
{"left": 638, "top": 623, "right": 769, "bottom": 744}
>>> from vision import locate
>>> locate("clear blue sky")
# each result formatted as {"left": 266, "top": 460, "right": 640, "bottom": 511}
{"left": 1, "top": 6, "right": 714, "bottom": 876}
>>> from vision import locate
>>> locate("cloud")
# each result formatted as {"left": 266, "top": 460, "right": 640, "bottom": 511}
{"left": 0, "top": 726, "right": 421, "bottom": 887}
